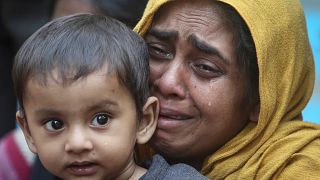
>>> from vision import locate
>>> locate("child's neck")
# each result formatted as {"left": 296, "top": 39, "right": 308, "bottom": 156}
{"left": 115, "top": 163, "right": 146, "bottom": 180}
{"left": 128, "top": 165, "right": 147, "bottom": 180}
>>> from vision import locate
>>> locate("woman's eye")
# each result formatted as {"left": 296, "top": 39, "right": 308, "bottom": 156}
{"left": 91, "top": 113, "right": 110, "bottom": 127}
{"left": 192, "top": 63, "right": 222, "bottom": 78}
{"left": 44, "top": 119, "right": 64, "bottom": 132}
{"left": 196, "top": 64, "right": 215, "bottom": 72}
{"left": 148, "top": 44, "right": 173, "bottom": 60}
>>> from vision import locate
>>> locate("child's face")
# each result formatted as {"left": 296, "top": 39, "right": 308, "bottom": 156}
{"left": 17, "top": 70, "right": 156, "bottom": 180}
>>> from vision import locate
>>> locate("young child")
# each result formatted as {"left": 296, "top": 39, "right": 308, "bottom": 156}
{"left": 12, "top": 14, "right": 208, "bottom": 180}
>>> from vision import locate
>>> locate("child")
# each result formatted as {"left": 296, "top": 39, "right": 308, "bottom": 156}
{"left": 12, "top": 14, "right": 208, "bottom": 180}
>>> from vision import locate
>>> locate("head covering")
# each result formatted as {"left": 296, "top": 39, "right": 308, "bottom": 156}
{"left": 134, "top": 0, "right": 320, "bottom": 179}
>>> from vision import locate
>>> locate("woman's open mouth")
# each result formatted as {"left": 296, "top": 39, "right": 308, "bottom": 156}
{"left": 157, "top": 107, "right": 194, "bottom": 129}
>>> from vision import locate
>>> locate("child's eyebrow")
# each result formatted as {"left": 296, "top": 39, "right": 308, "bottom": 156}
{"left": 34, "top": 100, "right": 119, "bottom": 117}
{"left": 86, "top": 99, "right": 119, "bottom": 112}
{"left": 34, "top": 108, "right": 60, "bottom": 117}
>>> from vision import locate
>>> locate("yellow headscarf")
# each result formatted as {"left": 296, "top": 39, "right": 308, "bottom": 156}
{"left": 134, "top": 0, "right": 320, "bottom": 179}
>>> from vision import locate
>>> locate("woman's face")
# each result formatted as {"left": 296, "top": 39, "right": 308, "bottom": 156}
{"left": 145, "top": 0, "right": 255, "bottom": 168}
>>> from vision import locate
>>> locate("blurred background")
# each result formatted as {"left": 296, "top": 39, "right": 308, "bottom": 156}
{"left": 301, "top": 0, "right": 320, "bottom": 124}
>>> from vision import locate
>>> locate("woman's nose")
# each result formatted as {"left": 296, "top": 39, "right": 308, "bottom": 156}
{"left": 152, "top": 60, "right": 187, "bottom": 99}
{"left": 64, "top": 127, "right": 93, "bottom": 154}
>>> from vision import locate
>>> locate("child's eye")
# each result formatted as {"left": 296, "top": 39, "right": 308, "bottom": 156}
{"left": 44, "top": 119, "right": 64, "bottom": 132}
{"left": 91, "top": 113, "right": 110, "bottom": 127}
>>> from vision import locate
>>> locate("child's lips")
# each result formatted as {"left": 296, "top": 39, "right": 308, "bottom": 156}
{"left": 67, "top": 161, "right": 98, "bottom": 176}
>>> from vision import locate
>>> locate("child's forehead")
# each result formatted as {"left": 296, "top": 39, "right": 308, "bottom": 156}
{"left": 23, "top": 69, "right": 130, "bottom": 103}
{"left": 21, "top": 68, "right": 138, "bottom": 125}
{"left": 21, "top": 63, "right": 134, "bottom": 109}
{"left": 27, "top": 67, "right": 118, "bottom": 88}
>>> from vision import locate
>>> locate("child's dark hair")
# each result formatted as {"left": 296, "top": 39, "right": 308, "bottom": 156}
{"left": 12, "top": 13, "right": 150, "bottom": 121}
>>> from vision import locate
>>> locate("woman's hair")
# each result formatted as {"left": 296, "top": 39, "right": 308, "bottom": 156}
{"left": 216, "top": 2, "right": 259, "bottom": 104}
{"left": 13, "top": 13, "right": 150, "bottom": 120}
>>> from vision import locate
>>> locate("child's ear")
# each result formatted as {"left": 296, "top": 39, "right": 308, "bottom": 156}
{"left": 16, "top": 111, "right": 38, "bottom": 154}
{"left": 136, "top": 96, "right": 159, "bottom": 144}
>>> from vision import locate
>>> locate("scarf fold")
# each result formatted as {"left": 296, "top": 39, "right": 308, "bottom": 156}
{"left": 134, "top": 0, "right": 320, "bottom": 179}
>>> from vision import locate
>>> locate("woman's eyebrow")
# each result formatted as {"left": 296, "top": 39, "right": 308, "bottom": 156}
{"left": 147, "top": 28, "right": 178, "bottom": 41}
{"left": 187, "top": 34, "right": 230, "bottom": 65}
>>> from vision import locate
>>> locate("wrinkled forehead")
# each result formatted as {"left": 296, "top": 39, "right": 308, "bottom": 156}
{"left": 148, "top": 0, "right": 237, "bottom": 65}
{"left": 152, "top": 0, "right": 228, "bottom": 33}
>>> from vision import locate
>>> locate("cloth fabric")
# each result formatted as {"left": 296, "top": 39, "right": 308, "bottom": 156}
{"left": 30, "top": 157, "right": 59, "bottom": 180}
{"left": 0, "top": 129, "right": 35, "bottom": 180}
{"left": 134, "top": 0, "right": 320, "bottom": 179}
{"left": 140, "top": 154, "right": 209, "bottom": 180}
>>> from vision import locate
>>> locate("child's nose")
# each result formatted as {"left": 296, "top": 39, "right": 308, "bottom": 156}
{"left": 64, "top": 127, "right": 93, "bottom": 153}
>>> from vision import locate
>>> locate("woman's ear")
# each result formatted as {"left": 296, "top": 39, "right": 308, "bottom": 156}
{"left": 136, "top": 96, "right": 159, "bottom": 144}
{"left": 16, "top": 111, "right": 38, "bottom": 154}
{"left": 249, "top": 101, "right": 260, "bottom": 122}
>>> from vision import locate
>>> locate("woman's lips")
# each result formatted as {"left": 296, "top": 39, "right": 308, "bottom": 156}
{"left": 159, "top": 107, "right": 193, "bottom": 120}
{"left": 67, "top": 162, "right": 98, "bottom": 176}
{"left": 157, "top": 108, "right": 193, "bottom": 129}
{"left": 159, "top": 113, "right": 192, "bottom": 120}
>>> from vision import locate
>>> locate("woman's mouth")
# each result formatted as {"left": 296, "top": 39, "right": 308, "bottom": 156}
{"left": 159, "top": 107, "right": 193, "bottom": 120}
{"left": 160, "top": 113, "right": 192, "bottom": 120}
{"left": 157, "top": 108, "right": 193, "bottom": 129}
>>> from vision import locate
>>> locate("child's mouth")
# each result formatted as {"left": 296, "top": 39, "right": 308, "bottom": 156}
{"left": 67, "top": 161, "right": 98, "bottom": 176}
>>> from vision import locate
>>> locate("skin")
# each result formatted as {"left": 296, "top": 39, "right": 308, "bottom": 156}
{"left": 145, "top": 0, "right": 257, "bottom": 169}
{"left": 17, "top": 68, "right": 158, "bottom": 180}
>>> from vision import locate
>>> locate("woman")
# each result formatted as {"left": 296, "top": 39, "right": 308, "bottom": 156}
{"left": 134, "top": 0, "right": 320, "bottom": 179}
